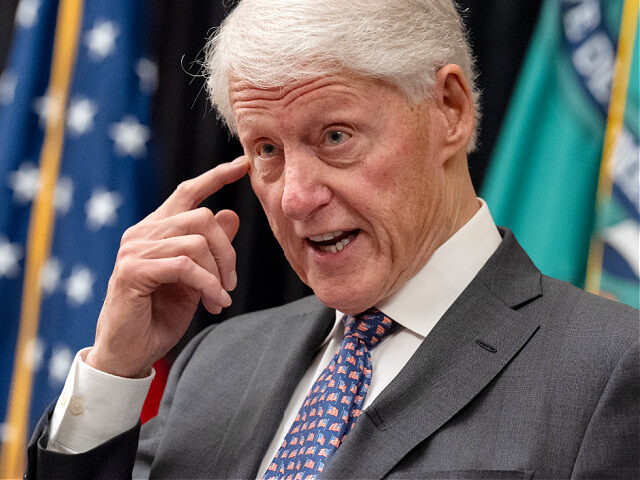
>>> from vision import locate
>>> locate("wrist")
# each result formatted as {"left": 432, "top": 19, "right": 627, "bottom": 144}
{"left": 85, "top": 347, "right": 151, "bottom": 379}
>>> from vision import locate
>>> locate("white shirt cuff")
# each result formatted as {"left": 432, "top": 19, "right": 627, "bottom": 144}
{"left": 47, "top": 347, "right": 155, "bottom": 454}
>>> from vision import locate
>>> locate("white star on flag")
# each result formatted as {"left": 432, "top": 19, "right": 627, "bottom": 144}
{"left": 54, "top": 176, "right": 74, "bottom": 215}
{"left": 33, "top": 92, "right": 63, "bottom": 127}
{"left": 66, "top": 97, "right": 98, "bottom": 136}
{"left": 0, "top": 236, "right": 23, "bottom": 278}
{"left": 41, "top": 257, "right": 63, "bottom": 295}
{"left": 15, "top": 0, "right": 41, "bottom": 29}
{"left": 24, "top": 337, "right": 45, "bottom": 372}
{"left": 84, "top": 20, "right": 119, "bottom": 60}
{"left": 64, "top": 265, "right": 95, "bottom": 306}
{"left": 8, "top": 162, "right": 40, "bottom": 204}
{"left": 48, "top": 346, "right": 73, "bottom": 384}
{"left": 86, "top": 189, "right": 123, "bottom": 230}
{"left": 0, "top": 71, "right": 18, "bottom": 105}
{"left": 109, "top": 116, "right": 150, "bottom": 157}
{"left": 135, "top": 58, "right": 158, "bottom": 94}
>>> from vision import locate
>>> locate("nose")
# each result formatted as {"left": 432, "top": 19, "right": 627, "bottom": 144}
{"left": 281, "top": 152, "right": 332, "bottom": 221}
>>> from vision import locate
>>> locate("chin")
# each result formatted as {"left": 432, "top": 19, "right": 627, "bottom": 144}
{"left": 310, "top": 281, "right": 381, "bottom": 315}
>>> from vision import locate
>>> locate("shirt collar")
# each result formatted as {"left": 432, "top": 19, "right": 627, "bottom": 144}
{"left": 331, "top": 198, "right": 501, "bottom": 341}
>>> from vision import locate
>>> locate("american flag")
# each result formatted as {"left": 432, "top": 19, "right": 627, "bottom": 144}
{"left": 0, "top": 0, "right": 157, "bottom": 474}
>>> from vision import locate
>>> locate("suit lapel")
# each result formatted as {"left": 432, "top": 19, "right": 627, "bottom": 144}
{"left": 322, "top": 230, "right": 543, "bottom": 479}
{"left": 211, "top": 299, "right": 335, "bottom": 479}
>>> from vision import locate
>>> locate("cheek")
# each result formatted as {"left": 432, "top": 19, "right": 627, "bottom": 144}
{"left": 359, "top": 140, "right": 422, "bottom": 200}
{"left": 251, "top": 178, "right": 308, "bottom": 281}
{"left": 250, "top": 175, "right": 302, "bottom": 255}
{"left": 361, "top": 148, "right": 438, "bottom": 245}
{"left": 250, "top": 175, "right": 283, "bottom": 229}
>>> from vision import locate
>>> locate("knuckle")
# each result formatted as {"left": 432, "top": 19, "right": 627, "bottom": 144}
{"left": 195, "top": 207, "right": 215, "bottom": 223}
{"left": 174, "top": 255, "right": 192, "bottom": 270}
{"left": 116, "top": 257, "right": 135, "bottom": 276}
{"left": 117, "top": 238, "right": 145, "bottom": 260}
{"left": 175, "top": 179, "right": 194, "bottom": 196}
{"left": 117, "top": 242, "right": 132, "bottom": 259}
{"left": 193, "top": 234, "right": 210, "bottom": 251}
{"left": 120, "top": 225, "right": 137, "bottom": 245}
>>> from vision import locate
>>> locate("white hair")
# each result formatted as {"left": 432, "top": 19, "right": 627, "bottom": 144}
{"left": 205, "top": 0, "right": 481, "bottom": 151}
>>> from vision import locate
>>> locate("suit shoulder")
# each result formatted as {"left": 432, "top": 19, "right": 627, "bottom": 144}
{"left": 536, "top": 274, "right": 638, "bottom": 350}
{"left": 540, "top": 275, "right": 638, "bottom": 319}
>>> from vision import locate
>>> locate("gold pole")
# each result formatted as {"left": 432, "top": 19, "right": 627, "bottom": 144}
{"left": 585, "top": 0, "right": 639, "bottom": 294}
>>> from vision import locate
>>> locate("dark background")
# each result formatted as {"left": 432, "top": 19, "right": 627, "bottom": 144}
{"left": 0, "top": 0, "right": 543, "bottom": 350}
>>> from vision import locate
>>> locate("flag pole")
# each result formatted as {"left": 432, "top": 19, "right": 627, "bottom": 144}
{"left": 0, "top": 0, "right": 84, "bottom": 476}
{"left": 585, "top": 0, "right": 639, "bottom": 295}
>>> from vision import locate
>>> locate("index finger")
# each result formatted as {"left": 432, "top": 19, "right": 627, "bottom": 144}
{"left": 151, "top": 156, "right": 250, "bottom": 220}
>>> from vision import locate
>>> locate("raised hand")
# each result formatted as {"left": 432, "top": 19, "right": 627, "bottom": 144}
{"left": 85, "top": 157, "right": 250, "bottom": 378}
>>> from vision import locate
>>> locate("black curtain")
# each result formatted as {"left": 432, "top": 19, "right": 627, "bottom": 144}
{"left": 1, "top": 1, "right": 543, "bottom": 352}
{"left": 459, "top": 0, "right": 544, "bottom": 187}
{"left": 0, "top": 0, "right": 19, "bottom": 73}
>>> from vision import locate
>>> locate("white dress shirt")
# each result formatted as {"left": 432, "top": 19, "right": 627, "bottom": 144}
{"left": 48, "top": 199, "right": 502, "bottom": 474}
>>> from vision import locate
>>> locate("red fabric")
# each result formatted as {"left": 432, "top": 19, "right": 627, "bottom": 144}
{"left": 140, "top": 357, "right": 170, "bottom": 424}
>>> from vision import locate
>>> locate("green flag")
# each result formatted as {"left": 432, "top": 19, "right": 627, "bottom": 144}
{"left": 482, "top": 0, "right": 639, "bottom": 308}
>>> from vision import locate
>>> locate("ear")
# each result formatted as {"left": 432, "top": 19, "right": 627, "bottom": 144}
{"left": 432, "top": 64, "right": 475, "bottom": 158}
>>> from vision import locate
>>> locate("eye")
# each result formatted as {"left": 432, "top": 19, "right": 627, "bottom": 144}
{"left": 256, "top": 142, "right": 280, "bottom": 159}
{"left": 324, "top": 130, "right": 351, "bottom": 146}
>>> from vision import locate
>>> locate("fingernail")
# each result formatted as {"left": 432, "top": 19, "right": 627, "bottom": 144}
{"left": 228, "top": 271, "right": 237, "bottom": 291}
{"left": 231, "top": 156, "right": 247, "bottom": 166}
{"left": 221, "top": 289, "right": 232, "bottom": 307}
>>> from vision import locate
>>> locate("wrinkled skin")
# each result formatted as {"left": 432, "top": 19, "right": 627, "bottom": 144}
{"left": 231, "top": 69, "right": 477, "bottom": 314}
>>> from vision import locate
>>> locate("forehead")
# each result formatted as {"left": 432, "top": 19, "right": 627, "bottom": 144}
{"left": 229, "top": 73, "right": 403, "bottom": 130}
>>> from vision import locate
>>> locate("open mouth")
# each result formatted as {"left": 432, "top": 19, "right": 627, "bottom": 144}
{"left": 306, "top": 229, "right": 359, "bottom": 253}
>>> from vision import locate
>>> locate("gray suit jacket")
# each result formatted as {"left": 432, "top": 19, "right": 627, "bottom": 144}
{"left": 27, "top": 230, "right": 639, "bottom": 479}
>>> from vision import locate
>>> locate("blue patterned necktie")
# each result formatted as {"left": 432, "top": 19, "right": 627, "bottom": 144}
{"left": 263, "top": 308, "right": 397, "bottom": 480}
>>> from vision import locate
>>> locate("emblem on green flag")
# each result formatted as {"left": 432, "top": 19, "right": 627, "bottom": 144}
{"left": 482, "top": 0, "right": 639, "bottom": 308}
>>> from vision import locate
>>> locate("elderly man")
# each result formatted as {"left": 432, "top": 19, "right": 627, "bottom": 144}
{"left": 27, "top": 1, "right": 638, "bottom": 479}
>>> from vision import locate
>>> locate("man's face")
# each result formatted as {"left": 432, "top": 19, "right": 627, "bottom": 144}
{"left": 231, "top": 73, "right": 451, "bottom": 314}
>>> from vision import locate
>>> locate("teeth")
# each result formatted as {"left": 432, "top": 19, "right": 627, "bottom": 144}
{"left": 316, "top": 233, "right": 356, "bottom": 253}
{"left": 309, "top": 230, "right": 344, "bottom": 242}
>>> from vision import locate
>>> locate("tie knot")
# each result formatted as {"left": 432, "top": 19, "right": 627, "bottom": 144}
{"left": 344, "top": 308, "right": 396, "bottom": 349}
